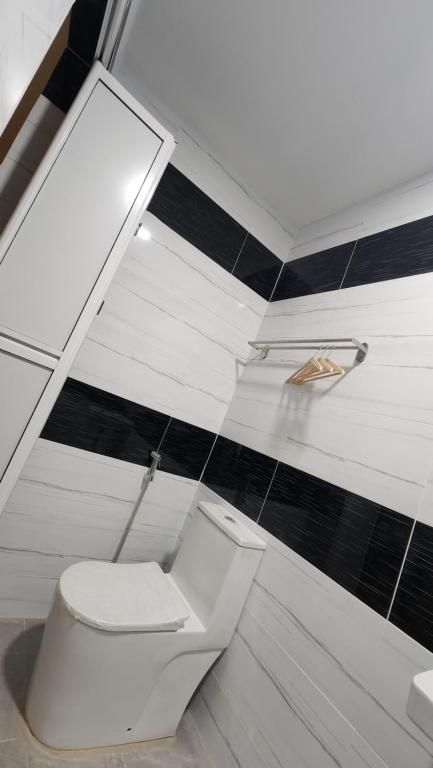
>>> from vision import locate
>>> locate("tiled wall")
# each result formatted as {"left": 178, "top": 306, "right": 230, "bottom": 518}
{"left": 190, "top": 484, "right": 433, "bottom": 768}
{"left": 0, "top": 96, "right": 64, "bottom": 233}
{"left": 0, "top": 115, "right": 290, "bottom": 616}
{"left": 190, "top": 175, "right": 433, "bottom": 768}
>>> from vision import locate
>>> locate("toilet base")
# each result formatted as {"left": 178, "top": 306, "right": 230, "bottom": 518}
{"left": 26, "top": 594, "right": 220, "bottom": 749}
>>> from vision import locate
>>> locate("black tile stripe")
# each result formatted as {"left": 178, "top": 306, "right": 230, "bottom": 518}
{"left": 342, "top": 215, "right": 433, "bottom": 288}
{"left": 148, "top": 164, "right": 282, "bottom": 297}
{"left": 41, "top": 378, "right": 171, "bottom": 468}
{"left": 258, "top": 462, "right": 412, "bottom": 616}
{"left": 272, "top": 241, "right": 355, "bottom": 301}
{"left": 159, "top": 418, "right": 216, "bottom": 480}
{"left": 272, "top": 213, "right": 433, "bottom": 302}
{"left": 389, "top": 521, "right": 433, "bottom": 651}
{"left": 202, "top": 435, "right": 277, "bottom": 520}
{"left": 148, "top": 164, "right": 247, "bottom": 273}
{"left": 232, "top": 234, "right": 283, "bottom": 301}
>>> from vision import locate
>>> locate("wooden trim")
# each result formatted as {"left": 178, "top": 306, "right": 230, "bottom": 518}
{"left": 0, "top": 12, "right": 71, "bottom": 163}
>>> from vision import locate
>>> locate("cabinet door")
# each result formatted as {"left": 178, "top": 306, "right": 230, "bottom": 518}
{"left": 0, "top": 347, "right": 51, "bottom": 481}
{"left": 0, "top": 81, "right": 162, "bottom": 352}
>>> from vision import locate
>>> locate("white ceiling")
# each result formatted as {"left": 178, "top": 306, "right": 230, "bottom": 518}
{"left": 116, "top": 0, "right": 433, "bottom": 232}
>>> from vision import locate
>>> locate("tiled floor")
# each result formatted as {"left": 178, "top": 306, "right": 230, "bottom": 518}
{"left": 0, "top": 619, "right": 214, "bottom": 767}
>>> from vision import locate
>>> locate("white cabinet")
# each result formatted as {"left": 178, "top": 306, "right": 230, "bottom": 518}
{"left": 0, "top": 344, "right": 51, "bottom": 480}
{"left": 0, "top": 63, "right": 174, "bottom": 512}
{"left": 0, "top": 81, "right": 162, "bottom": 352}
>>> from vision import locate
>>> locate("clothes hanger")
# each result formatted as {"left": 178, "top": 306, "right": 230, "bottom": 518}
{"left": 301, "top": 346, "right": 345, "bottom": 382}
{"left": 286, "top": 345, "right": 325, "bottom": 384}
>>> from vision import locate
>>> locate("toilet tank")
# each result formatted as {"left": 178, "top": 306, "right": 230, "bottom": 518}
{"left": 170, "top": 502, "right": 265, "bottom": 633}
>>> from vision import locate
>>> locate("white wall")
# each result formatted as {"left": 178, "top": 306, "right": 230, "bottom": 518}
{"left": 190, "top": 484, "right": 433, "bottom": 768}
{"left": 71, "top": 212, "right": 267, "bottom": 433}
{"left": 189, "top": 177, "right": 433, "bottom": 768}
{"left": 221, "top": 178, "right": 433, "bottom": 519}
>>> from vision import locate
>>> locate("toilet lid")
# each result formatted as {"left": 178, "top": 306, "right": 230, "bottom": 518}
{"left": 59, "top": 561, "right": 190, "bottom": 632}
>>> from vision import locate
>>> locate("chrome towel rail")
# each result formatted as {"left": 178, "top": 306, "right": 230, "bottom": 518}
{"left": 248, "top": 337, "right": 368, "bottom": 364}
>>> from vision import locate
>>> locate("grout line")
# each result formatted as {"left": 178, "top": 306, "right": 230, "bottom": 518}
{"left": 269, "top": 258, "right": 285, "bottom": 302}
{"left": 198, "top": 433, "right": 219, "bottom": 483}
{"left": 386, "top": 518, "right": 416, "bottom": 621}
{"left": 338, "top": 239, "right": 358, "bottom": 289}
{"left": 231, "top": 231, "right": 249, "bottom": 275}
{"left": 157, "top": 417, "right": 172, "bottom": 453}
{"left": 256, "top": 461, "right": 279, "bottom": 525}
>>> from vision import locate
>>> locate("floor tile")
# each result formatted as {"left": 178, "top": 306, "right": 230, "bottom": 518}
{"left": 0, "top": 738, "right": 27, "bottom": 768}
{"left": 0, "top": 618, "right": 213, "bottom": 768}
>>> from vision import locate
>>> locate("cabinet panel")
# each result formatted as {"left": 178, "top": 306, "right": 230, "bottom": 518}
{"left": 0, "top": 348, "right": 51, "bottom": 480}
{"left": 0, "top": 81, "right": 162, "bottom": 352}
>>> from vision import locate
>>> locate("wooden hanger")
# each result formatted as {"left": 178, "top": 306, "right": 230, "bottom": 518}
{"left": 285, "top": 349, "right": 323, "bottom": 384}
{"left": 301, "top": 348, "right": 345, "bottom": 382}
{"left": 287, "top": 347, "right": 345, "bottom": 384}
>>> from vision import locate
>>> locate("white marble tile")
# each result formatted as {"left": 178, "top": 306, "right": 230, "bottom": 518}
{"left": 72, "top": 213, "right": 266, "bottom": 433}
{"left": 292, "top": 169, "right": 433, "bottom": 259}
{"left": 221, "top": 274, "right": 433, "bottom": 516}
{"left": 198, "top": 625, "right": 389, "bottom": 768}
{"left": 414, "top": 463, "right": 433, "bottom": 527}
{"left": 189, "top": 692, "right": 240, "bottom": 768}
{"left": 192, "top": 484, "right": 433, "bottom": 768}
{"left": 0, "top": 439, "right": 196, "bottom": 617}
{"left": 118, "top": 471, "right": 198, "bottom": 565}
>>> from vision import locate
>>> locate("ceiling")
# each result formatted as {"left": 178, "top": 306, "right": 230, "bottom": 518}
{"left": 115, "top": 0, "right": 433, "bottom": 233}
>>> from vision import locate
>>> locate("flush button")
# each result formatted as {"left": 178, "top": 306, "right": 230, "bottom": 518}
{"left": 224, "top": 515, "right": 236, "bottom": 523}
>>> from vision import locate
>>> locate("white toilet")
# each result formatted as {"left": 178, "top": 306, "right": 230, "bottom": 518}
{"left": 26, "top": 502, "right": 265, "bottom": 749}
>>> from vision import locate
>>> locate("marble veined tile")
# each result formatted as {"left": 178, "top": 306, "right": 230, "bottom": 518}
{"left": 291, "top": 169, "right": 433, "bottom": 260}
{"left": 0, "top": 440, "right": 196, "bottom": 617}
{"left": 118, "top": 471, "right": 198, "bottom": 566}
{"left": 193, "top": 484, "right": 433, "bottom": 768}
{"left": 222, "top": 274, "right": 433, "bottom": 516}
{"left": 71, "top": 213, "right": 266, "bottom": 433}
{"left": 199, "top": 620, "right": 389, "bottom": 768}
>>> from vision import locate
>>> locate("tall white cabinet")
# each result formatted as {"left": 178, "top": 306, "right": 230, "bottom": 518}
{"left": 0, "top": 63, "right": 175, "bottom": 512}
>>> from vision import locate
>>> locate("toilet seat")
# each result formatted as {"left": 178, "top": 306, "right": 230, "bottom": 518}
{"left": 59, "top": 561, "right": 189, "bottom": 632}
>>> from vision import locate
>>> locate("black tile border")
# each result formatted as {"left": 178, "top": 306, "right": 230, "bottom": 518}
{"left": 159, "top": 418, "right": 216, "bottom": 480}
{"left": 40, "top": 378, "right": 171, "bottom": 467}
{"left": 148, "top": 164, "right": 247, "bottom": 273}
{"left": 148, "top": 164, "right": 283, "bottom": 299}
{"left": 389, "top": 521, "right": 433, "bottom": 651}
{"left": 272, "top": 241, "right": 355, "bottom": 301}
{"left": 202, "top": 435, "right": 277, "bottom": 520}
{"left": 257, "top": 461, "right": 412, "bottom": 616}
{"left": 272, "top": 213, "right": 433, "bottom": 302}
{"left": 41, "top": 378, "right": 425, "bottom": 642}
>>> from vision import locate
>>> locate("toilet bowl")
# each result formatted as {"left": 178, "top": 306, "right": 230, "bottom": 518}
{"left": 26, "top": 502, "right": 265, "bottom": 749}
